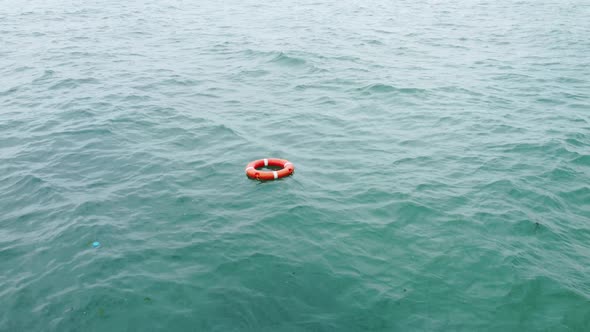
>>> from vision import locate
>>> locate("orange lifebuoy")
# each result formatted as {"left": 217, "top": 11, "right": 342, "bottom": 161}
{"left": 245, "top": 158, "right": 294, "bottom": 180}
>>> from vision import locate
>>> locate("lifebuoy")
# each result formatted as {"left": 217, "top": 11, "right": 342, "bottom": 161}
{"left": 245, "top": 158, "right": 294, "bottom": 180}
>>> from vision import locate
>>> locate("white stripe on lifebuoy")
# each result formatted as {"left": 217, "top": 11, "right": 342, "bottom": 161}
{"left": 245, "top": 166, "right": 254, "bottom": 173}
{"left": 273, "top": 171, "right": 278, "bottom": 179}
{"left": 284, "top": 162, "right": 292, "bottom": 168}
{"left": 264, "top": 159, "right": 268, "bottom": 166}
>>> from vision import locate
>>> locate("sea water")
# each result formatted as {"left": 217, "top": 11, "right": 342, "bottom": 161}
{"left": 1, "top": 0, "right": 589, "bottom": 330}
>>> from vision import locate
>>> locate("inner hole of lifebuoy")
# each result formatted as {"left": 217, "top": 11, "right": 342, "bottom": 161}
{"left": 257, "top": 165, "right": 283, "bottom": 171}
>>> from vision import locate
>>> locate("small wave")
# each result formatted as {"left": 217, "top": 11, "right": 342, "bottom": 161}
{"left": 491, "top": 124, "right": 526, "bottom": 134}
{"left": 559, "top": 187, "right": 590, "bottom": 206}
{"left": 238, "top": 69, "right": 269, "bottom": 78}
{"left": 567, "top": 103, "right": 590, "bottom": 110}
{"left": 49, "top": 78, "right": 100, "bottom": 90}
{"left": 242, "top": 49, "right": 275, "bottom": 58}
{"left": 572, "top": 154, "right": 590, "bottom": 166}
{"left": 480, "top": 179, "right": 515, "bottom": 192}
{"left": 557, "top": 76, "right": 586, "bottom": 84}
{"left": 540, "top": 167, "right": 577, "bottom": 182}
{"left": 188, "top": 92, "right": 220, "bottom": 99}
{"left": 135, "top": 78, "right": 201, "bottom": 91}
{"left": 123, "top": 94, "right": 153, "bottom": 102}
{"left": 536, "top": 98, "right": 566, "bottom": 105}
{"left": 31, "top": 70, "right": 55, "bottom": 85}
{"left": 294, "top": 84, "right": 339, "bottom": 91}
{"left": 565, "top": 136, "right": 587, "bottom": 147}
{"left": 392, "top": 155, "right": 433, "bottom": 166}
{"left": 309, "top": 96, "right": 337, "bottom": 105}
{"left": 435, "top": 86, "right": 483, "bottom": 97}
{"left": 356, "top": 83, "right": 426, "bottom": 95}
{"left": 363, "top": 39, "right": 383, "bottom": 45}
{"left": 496, "top": 142, "right": 552, "bottom": 154}
{"left": 3, "top": 174, "right": 45, "bottom": 196}
{"left": 15, "top": 66, "right": 34, "bottom": 72}
{"left": 331, "top": 55, "right": 361, "bottom": 62}
{"left": 0, "top": 86, "right": 19, "bottom": 97}
{"left": 268, "top": 52, "right": 307, "bottom": 67}
{"left": 373, "top": 29, "right": 394, "bottom": 35}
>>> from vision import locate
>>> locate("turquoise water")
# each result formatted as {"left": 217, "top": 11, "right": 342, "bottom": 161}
{"left": 1, "top": 0, "right": 590, "bottom": 330}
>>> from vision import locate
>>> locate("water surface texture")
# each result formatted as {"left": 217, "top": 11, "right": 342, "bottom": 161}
{"left": 1, "top": 0, "right": 590, "bottom": 330}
